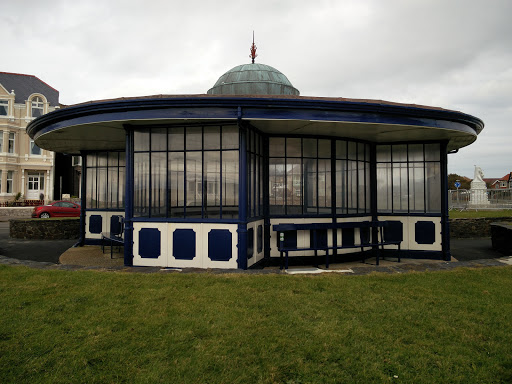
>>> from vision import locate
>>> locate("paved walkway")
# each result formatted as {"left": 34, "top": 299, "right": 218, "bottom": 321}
{"left": 1, "top": 249, "right": 511, "bottom": 275}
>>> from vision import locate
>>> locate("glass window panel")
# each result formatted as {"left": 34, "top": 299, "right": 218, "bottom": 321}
{"left": 365, "top": 162, "right": 370, "bottom": 212}
{"left": 168, "top": 152, "right": 185, "bottom": 218}
{"left": 204, "top": 126, "right": 220, "bottom": 150}
{"left": 222, "top": 126, "right": 238, "bottom": 149}
{"left": 347, "top": 142, "right": 357, "bottom": 160}
{"left": 86, "top": 154, "right": 96, "bottom": 167}
{"left": 30, "top": 141, "right": 41, "bottom": 155}
{"left": 269, "top": 137, "right": 285, "bottom": 157}
{"left": 203, "top": 151, "right": 221, "bottom": 218}
{"left": 408, "top": 144, "right": 424, "bottom": 162}
{"left": 134, "top": 153, "right": 150, "bottom": 217}
{"left": 97, "top": 152, "right": 108, "bottom": 167}
{"left": 222, "top": 151, "right": 239, "bottom": 218}
{"left": 426, "top": 163, "right": 441, "bottom": 213}
{"left": 97, "top": 168, "right": 107, "bottom": 209}
{"left": 269, "top": 158, "right": 285, "bottom": 215}
{"left": 118, "top": 167, "right": 125, "bottom": 208}
{"left": 318, "top": 140, "right": 331, "bottom": 159}
{"left": 286, "top": 138, "right": 301, "bottom": 157}
{"left": 151, "top": 152, "right": 167, "bottom": 217}
{"left": 119, "top": 152, "right": 126, "bottom": 166}
{"left": 409, "top": 162, "right": 425, "bottom": 212}
{"left": 336, "top": 159, "right": 347, "bottom": 213}
{"left": 392, "top": 162, "right": 408, "bottom": 213}
{"left": 186, "top": 152, "right": 202, "bottom": 217}
{"left": 357, "top": 142, "right": 365, "bottom": 161}
{"left": 303, "top": 139, "right": 317, "bottom": 158}
{"left": 392, "top": 144, "right": 407, "bottom": 162}
{"left": 186, "top": 126, "right": 202, "bottom": 151}
{"left": 108, "top": 168, "right": 118, "bottom": 209}
{"left": 304, "top": 158, "right": 317, "bottom": 214}
{"left": 151, "top": 128, "right": 167, "bottom": 151}
{"left": 318, "top": 159, "right": 331, "bottom": 214}
{"left": 358, "top": 165, "right": 365, "bottom": 213}
{"left": 86, "top": 168, "right": 97, "bottom": 209}
{"left": 347, "top": 160, "right": 358, "bottom": 213}
{"left": 169, "top": 127, "right": 184, "bottom": 151}
{"left": 376, "top": 145, "right": 391, "bottom": 162}
{"left": 425, "top": 143, "right": 440, "bottom": 161}
{"left": 107, "top": 152, "right": 118, "bottom": 167}
{"left": 134, "top": 130, "right": 149, "bottom": 151}
{"left": 286, "top": 158, "right": 302, "bottom": 214}
{"left": 336, "top": 140, "right": 347, "bottom": 159}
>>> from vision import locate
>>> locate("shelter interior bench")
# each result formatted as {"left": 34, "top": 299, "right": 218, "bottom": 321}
{"left": 101, "top": 215, "right": 124, "bottom": 258}
{"left": 272, "top": 221, "right": 401, "bottom": 270}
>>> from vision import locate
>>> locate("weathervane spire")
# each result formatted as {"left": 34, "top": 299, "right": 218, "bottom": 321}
{"left": 249, "top": 31, "right": 257, "bottom": 63}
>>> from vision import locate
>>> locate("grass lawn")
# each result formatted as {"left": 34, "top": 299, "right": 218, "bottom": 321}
{"left": 449, "top": 209, "right": 512, "bottom": 219}
{"left": 1, "top": 265, "right": 512, "bottom": 383}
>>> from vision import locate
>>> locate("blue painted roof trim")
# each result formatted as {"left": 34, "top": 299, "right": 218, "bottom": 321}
{"left": 27, "top": 96, "right": 484, "bottom": 140}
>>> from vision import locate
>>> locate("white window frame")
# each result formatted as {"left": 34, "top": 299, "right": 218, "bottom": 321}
{"left": 0, "top": 99, "right": 8, "bottom": 116}
{"left": 7, "top": 170, "right": 13, "bottom": 194}
{"left": 30, "top": 139, "right": 42, "bottom": 156}
{"left": 31, "top": 96, "right": 44, "bottom": 118}
{"left": 0, "top": 130, "right": 3, "bottom": 152}
{"left": 8, "top": 132, "right": 15, "bottom": 154}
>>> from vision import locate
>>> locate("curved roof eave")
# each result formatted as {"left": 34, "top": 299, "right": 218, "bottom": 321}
{"left": 27, "top": 94, "right": 484, "bottom": 154}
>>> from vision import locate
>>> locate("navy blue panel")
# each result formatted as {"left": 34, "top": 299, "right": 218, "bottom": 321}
{"left": 257, "top": 225, "right": 263, "bottom": 253}
{"left": 173, "top": 229, "right": 196, "bottom": 260}
{"left": 247, "top": 227, "right": 254, "bottom": 259}
{"left": 110, "top": 215, "right": 123, "bottom": 235}
{"left": 89, "top": 215, "right": 102, "bottom": 234}
{"left": 310, "top": 229, "right": 327, "bottom": 248}
{"left": 342, "top": 228, "right": 355, "bottom": 247}
{"left": 415, "top": 221, "right": 436, "bottom": 244}
{"left": 276, "top": 230, "right": 297, "bottom": 249}
{"left": 208, "top": 229, "right": 232, "bottom": 261}
{"left": 139, "top": 228, "right": 161, "bottom": 258}
{"left": 384, "top": 221, "right": 403, "bottom": 242}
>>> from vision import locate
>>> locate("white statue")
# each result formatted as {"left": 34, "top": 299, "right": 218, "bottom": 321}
{"left": 469, "top": 165, "right": 489, "bottom": 206}
{"left": 473, "top": 166, "right": 484, "bottom": 183}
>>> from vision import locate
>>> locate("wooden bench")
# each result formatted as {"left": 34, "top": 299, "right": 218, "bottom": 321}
{"left": 101, "top": 215, "right": 124, "bottom": 258}
{"left": 272, "top": 221, "right": 401, "bottom": 270}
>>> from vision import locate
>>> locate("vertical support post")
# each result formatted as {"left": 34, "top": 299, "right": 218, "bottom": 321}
{"left": 331, "top": 139, "right": 337, "bottom": 256}
{"left": 263, "top": 135, "right": 271, "bottom": 263}
{"left": 441, "top": 141, "right": 451, "bottom": 261}
{"left": 237, "top": 116, "right": 248, "bottom": 269}
{"left": 78, "top": 152, "right": 87, "bottom": 247}
{"left": 124, "top": 126, "right": 134, "bottom": 267}
{"left": 369, "top": 143, "right": 379, "bottom": 257}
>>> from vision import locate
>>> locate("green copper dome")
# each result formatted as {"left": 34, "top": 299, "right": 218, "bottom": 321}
{"left": 207, "top": 63, "right": 300, "bottom": 96}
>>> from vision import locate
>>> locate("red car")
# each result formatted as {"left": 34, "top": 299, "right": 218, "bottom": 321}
{"left": 32, "top": 200, "right": 81, "bottom": 218}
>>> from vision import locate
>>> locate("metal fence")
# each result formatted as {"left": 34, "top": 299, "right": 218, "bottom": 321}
{"left": 449, "top": 188, "right": 512, "bottom": 210}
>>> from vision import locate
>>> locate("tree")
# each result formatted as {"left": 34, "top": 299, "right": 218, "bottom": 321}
{"left": 447, "top": 174, "right": 471, "bottom": 190}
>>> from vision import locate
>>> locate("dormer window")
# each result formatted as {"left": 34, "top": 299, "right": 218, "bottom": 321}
{"left": 31, "top": 96, "right": 44, "bottom": 117}
{"left": 0, "top": 99, "right": 8, "bottom": 116}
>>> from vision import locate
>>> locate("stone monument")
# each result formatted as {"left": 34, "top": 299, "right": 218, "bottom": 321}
{"left": 469, "top": 165, "right": 490, "bottom": 206}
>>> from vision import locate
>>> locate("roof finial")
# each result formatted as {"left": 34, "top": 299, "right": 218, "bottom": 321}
{"left": 249, "top": 31, "right": 257, "bottom": 63}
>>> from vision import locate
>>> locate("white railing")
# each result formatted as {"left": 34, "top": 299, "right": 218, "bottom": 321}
{"left": 449, "top": 188, "right": 512, "bottom": 210}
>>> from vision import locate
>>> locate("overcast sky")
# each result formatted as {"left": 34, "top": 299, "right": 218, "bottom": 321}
{"left": 2, "top": 0, "right": 511, "bottom": 179}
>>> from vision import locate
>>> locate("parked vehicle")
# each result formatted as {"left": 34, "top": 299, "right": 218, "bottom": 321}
{"left": 32, "top": 201, "right": 81, "bottom": 218}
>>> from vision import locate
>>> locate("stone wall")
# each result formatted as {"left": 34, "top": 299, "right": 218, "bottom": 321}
{"left": 10, "top": 218, "right": 80, "bottom": 240}
{"left": 0, "top": 207, "right": 34, "bottom": 218}
{"left": 450, "top": 217, "right": 512, "bottom": 238}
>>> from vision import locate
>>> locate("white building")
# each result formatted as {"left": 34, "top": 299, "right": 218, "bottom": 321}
{"left": 0, "top": 72, "right": 59, "bottom": 204}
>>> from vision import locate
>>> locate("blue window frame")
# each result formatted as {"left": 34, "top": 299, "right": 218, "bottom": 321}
{"left": 86, "top": 152, "right": 126, "bottom": 209}
{"left": 133, "top": 124, "right": 239, "bottom": 219}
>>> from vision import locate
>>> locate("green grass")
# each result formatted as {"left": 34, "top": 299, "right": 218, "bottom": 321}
{"left": 449, "top": 209, "right": 512, "bottom": 219}
{"left": 1, "top": 266, "right": 512, "bottom": 383}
